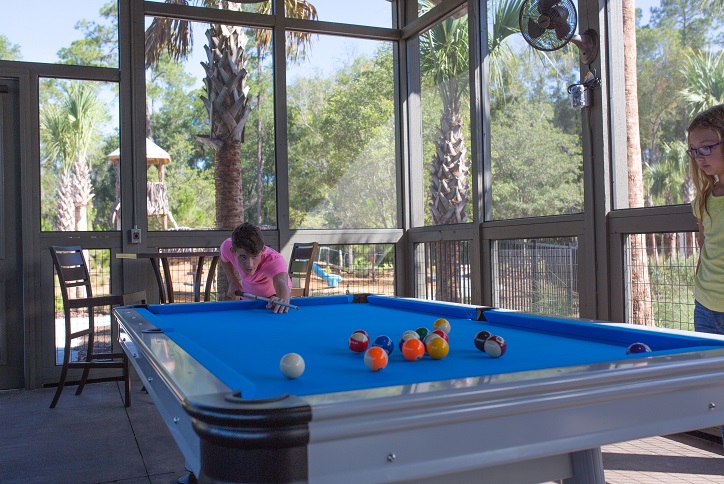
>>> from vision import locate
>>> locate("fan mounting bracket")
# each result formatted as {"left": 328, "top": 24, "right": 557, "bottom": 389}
{"left": 571, "top": 28, "right": 599, "bottom": 65}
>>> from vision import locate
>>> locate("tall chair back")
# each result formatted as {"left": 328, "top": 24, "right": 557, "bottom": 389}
{"left": 288, "top": 242, "right": 319, "bottom": 297}
{"left": 49, "top": 246, "right": 137, "bottom": 408}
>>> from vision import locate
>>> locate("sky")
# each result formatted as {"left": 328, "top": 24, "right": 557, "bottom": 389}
{"left": 0, "top": 0, "right": 392, "bottom": 76}
{"left": 0, "top": 0, "right": 663, "bottom": 70}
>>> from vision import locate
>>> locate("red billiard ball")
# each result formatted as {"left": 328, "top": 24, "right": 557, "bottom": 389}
{"left": 626, "top": 342, "right": 652, "bottom": 354}
{"left": 349, "top": 332, "right": 370, "bottom": 353}
{"left": 432, "top": 329, "right": 449, "bottom": 343}
{"left": 483, "top": 335, "right": 506, "bottom": 358}
{"left": 474, "top": 330, "right": 492, "bottom": 352}
{"left": 364, "top": 346, "right": 388, "bottom": 372}
{"left": 426, "top": 337, "right": 449, "bottom": 360}
{"left": 401, "top": 338, "right": 425, "bottom": 361}
{"left": 352, "top": 329, "right": 369, "bottom": 340}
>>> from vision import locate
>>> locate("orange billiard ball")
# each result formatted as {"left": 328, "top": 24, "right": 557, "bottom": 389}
{"left": 401, "top": 338, "right": 425, "bottom": 361}
{"left": 364, "top": 346, "right": 388, "bottom": 372}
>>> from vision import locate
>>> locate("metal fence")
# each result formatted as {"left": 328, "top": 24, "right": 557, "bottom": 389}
{"left": 624, "top": 232, "right": 698, "bottom": 331}
{"left": 414, "top": 240, "right": 472, "bottom": 304}
{"left": 492, "top": 238, "right": 579, "bottom": 317}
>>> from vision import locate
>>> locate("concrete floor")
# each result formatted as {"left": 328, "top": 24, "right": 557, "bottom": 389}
{"left": 1, "top": 372, "right": 724, "bottom": 484}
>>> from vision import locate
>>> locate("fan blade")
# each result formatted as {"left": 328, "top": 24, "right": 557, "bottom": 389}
{"left": 551, "top": 18, "right": 572, "bottom": 40}
{"left": 537, "top": 14, "right": 550, "bottom": 29}
{"left": 527, "top": 17, "right": 546, "bottom": 39}
{"left": 537, "top": 0, "right": 558, "bottom": 14}
{"left": 553, "top": 5, "right": 570, "bottom": 21}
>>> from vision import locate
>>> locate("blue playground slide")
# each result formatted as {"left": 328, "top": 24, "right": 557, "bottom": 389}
{"left": 312, "top": 263, "right": 342, "bottom": 288}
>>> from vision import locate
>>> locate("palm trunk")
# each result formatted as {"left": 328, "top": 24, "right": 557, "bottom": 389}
{"left": 57, "top": 172, "right": 75, "bottom": 232}
{"left": 72, "top": 159, "right": 93, "bottom": 232}
{"left": 214, "top": 140, "right": 244, "bottom": 231}
{"left": 623, "top": 0, "right": 654, "bottom": 326}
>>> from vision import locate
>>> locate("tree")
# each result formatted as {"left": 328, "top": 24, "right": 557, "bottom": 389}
{"left": 623, "top": 0, "right": 654, "bottom": 326}
{"left": 57, "top": 1, "right": 118, "bottom": 68}
{"left": 145, "top": 0, "right": 317, "bottom": 232}
{"left": 645, "top": 140, "right": 691, "bottom": 257}
{"left": 40, "top": 82, "right": 107, "bottom": 232}
{"left": 680, "top": 49, "right": 724, "bottom": 117}
{"left": 419, "top": 0, "right": 523, "bottom": 302}
{"left": 0, "top": 34, "right": 22, "bottom": 60}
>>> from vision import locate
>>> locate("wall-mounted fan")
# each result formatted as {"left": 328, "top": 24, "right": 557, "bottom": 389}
{"left": 519, "top": 0, "right": 598, "bottom": 64}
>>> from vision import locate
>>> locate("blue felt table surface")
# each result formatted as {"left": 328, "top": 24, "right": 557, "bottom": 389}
{"left": 135, "top": 296, "right": 724, "bottom": 399}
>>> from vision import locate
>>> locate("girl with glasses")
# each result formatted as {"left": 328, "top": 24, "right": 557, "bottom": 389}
{"left": 687, "top": 104, "right": 724, "bottom": 446}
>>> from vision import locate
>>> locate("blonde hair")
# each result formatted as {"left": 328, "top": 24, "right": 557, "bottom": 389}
{"left": 687, "top": 104, "right": 724, "bottom": 220}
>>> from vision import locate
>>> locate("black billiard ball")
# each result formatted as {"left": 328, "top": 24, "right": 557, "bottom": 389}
{"left": 626, "top": 342, "right": 652, "bottom": 355}
{"left": 474, "top": 330, "right": 493, "bottom": 352}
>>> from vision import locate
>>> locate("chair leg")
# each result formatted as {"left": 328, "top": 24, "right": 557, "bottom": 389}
{"left": 50, "top": 360, "right": 70, "bottom": 408}
{"left": 75, "top": 367, "right": 91, "bottom": 396}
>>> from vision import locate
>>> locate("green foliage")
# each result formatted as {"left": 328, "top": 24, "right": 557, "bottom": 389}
{"left": 157, "top": 163, "right": 216, "bottom": 229}
{"left": 57, "top": 1, "right": 118, "bottom": 67}
{"left": 491, "top": 101, "right": 583, "bottom": 219}
{"left": 647, "top": 254, "right": 697, "bottom": 330}
{"left": 287, "top": 45, "right": 397, "bottom": 229}
{"left": 0, "top": 34, "right": 22, "bottom": 60}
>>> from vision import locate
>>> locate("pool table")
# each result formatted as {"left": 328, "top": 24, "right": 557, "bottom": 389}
{"left": 114, "top": 295, "right": 724, "bottom": 484}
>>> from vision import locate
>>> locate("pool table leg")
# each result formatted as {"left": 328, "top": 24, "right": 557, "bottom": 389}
{"left": 564, "top": 447, "right": 605, "bottom": 484}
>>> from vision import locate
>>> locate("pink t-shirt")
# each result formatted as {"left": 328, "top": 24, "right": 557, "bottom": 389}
{"left": 220, "top": 239, "right": 291, "bottom": 298}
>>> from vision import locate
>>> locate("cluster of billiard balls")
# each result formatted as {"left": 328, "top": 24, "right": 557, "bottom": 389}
{"left": 349, "top": 318, "right": 453, "bottom": 372}
{"left": 473, "top": 330, "right": 507, "bottom": 358}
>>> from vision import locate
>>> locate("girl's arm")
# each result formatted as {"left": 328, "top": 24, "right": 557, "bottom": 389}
{"left": 268, "top": 272, "right": 292, "bottom": 313}
{"left": 220, "top": 260, "right": 243, "bottom": 299}
{"left": 696, "top": 218, "right": 704, "bottom": 275}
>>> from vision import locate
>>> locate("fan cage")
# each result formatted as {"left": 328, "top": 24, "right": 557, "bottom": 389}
{"left": 519, "top": 0, "right": 578, "bottom": 52}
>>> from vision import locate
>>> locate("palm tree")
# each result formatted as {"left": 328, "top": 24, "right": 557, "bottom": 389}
{"left": 645, "top": 140, "right": 690, "bottom": 258}
{"left": 419, "top": 0, "right": 522, "bottom": 302}
{"left": 680, "top": 49, "right": 724, "bottom": 118}
{"left": 41, "top": 82, "right": 106, "bottom": 232}
{"left": 623, "top": 0, "right": 654, "bottom": 326}
{"left": 145, "top": 0, "right": 317, "bottom": 231}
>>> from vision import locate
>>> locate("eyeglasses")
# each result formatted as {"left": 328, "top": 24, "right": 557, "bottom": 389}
{"left": 686, "top": 141, "right": 724, "bottom": 158}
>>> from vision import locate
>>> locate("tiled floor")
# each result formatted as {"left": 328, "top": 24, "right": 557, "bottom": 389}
{"left": 1, "top": 373, "right": 724, "bottom": 483}
{"left": 603, "top": 433, "right": 724, "bottom": 483}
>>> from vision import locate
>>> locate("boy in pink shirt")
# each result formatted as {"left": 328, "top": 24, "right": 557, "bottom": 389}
{"left": 219, "top": 223, "right": 292, "bottom": 313}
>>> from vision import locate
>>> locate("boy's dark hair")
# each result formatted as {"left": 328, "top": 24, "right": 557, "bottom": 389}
{"left": 231, "top": 223, "right": 265, "bottom": 255}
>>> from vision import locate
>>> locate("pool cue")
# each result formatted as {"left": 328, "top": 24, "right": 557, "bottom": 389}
{"left": 235, "top": 290, "right": 299, "bottom": 310}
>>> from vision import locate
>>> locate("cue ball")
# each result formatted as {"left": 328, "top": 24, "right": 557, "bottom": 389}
{"left": 474, "top": 330, "right": 493, "bottom": 352}
{"left": 364, "top": 346, "right": 389, "bottom": 372}
{"left": 433, "top": 318, "right": 451, "bottom": 334}
{"left": 279, "top": 353, "right": 305, "bottom": 379}
{"left": 626, "top": 342, "right": 652, "bottom": 354}
{"left": 483, "top": 335, "right": 507, "bottom": 358}
{"left": 349, "top": 331, "right": 370, "bottom": 353}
